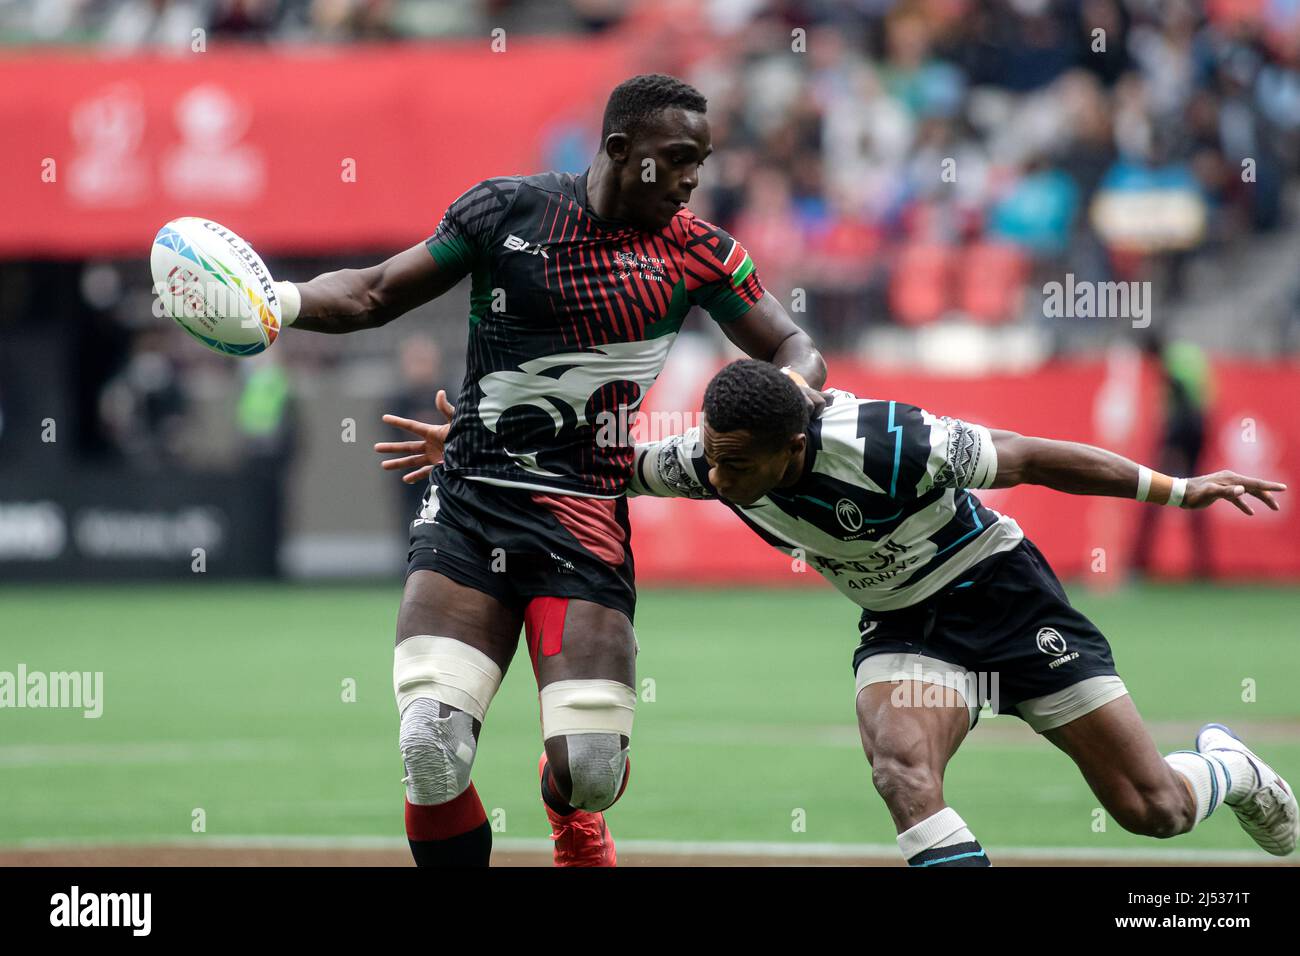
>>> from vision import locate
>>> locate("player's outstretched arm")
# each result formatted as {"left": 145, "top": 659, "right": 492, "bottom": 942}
{"left": 371, "top": 398, "right": 707, "bottom": 500}
{"left": 989, "top": 430, "right": 1286, "bottom": 515}
{"left": 720, "top": 293, "right": 828, "bottom": 411}
{"left": 282, "top": 242, "right": 466, "bottom": 334}
{"left": 374, "top": 390, "right": 456, "bottom": 484}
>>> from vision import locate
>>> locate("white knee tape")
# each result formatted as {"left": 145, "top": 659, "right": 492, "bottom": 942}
{"left": 394, "top": 636, "right": 503, "bottom": 722}
{"left": 564, "top": 733, "right": 628, "bottom": 812}
{"left": 539, "top": 679, "right": 636, "bottom": 740}
{"left": 399, "top": 698, "right": 476, "bottom": 805}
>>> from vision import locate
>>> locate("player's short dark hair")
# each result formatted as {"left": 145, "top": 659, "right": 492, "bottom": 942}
{"left": 601, "top": 74, "right": 707, "bottom": 143}
{"left": 703, "top": 360, "right": 810, "bottom": 451}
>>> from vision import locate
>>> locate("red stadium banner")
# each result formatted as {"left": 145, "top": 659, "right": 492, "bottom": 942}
{"left": 631, "top": 357, "right": 1300, "bottom": 586}
{"left": 0, "top": 40, "right": 632, "bottom": 257}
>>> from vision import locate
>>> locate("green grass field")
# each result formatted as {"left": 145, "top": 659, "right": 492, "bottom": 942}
{"left": 2, "top": 582, "right": 1298, "bottom": 859}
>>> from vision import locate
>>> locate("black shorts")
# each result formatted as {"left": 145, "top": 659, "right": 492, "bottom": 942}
{"left": 851, "top": 539, "right": 1125, "bottom": 731}
{"left": 407, "top": 467, "right": 636, "bottom": 621}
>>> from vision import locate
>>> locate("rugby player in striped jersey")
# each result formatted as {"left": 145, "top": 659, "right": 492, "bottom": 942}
{"left": 383, "top": 360, "right": 1296, "bottom": 865}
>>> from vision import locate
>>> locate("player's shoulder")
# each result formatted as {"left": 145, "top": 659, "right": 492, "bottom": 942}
{"left": 512, "top": 170, "right": 582, "bottom": 200}
{"left": 441, "top": 176, "right": 528, "bottom": 234}
{"left": 454, "top": 174, "right": 528, "bottom": 202}
{"left": 671, "top": 208, "right": 733, "bottom": 246}
{"left": 670, "top": 208, "right": 752, "bottom": 283}
{"left": 814, "top": 392, "right": 935, "bottom": 461}
{"left": 812, "top": 389, "right": 870, "bottom": 457}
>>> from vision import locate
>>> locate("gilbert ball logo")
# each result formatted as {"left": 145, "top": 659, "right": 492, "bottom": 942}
{"left": 1036, "top": 627, "right": 1068, "bottom": 657}
{"left": 835, "top": 498, "right": 863, "bottom": 532}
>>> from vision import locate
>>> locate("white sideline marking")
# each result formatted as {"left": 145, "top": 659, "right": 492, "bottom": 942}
{"left": 5, "top": 834, "right": 1295, "bottom": 864}
{"left": 0, "top": 739, "right": 302, "bottom": 768}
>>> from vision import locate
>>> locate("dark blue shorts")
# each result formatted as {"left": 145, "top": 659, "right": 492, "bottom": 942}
{"left": 851, "top": 540, "right": 1125, "bottom": 730}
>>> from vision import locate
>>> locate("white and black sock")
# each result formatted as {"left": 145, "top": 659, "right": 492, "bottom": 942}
{"left": 897, "top": 807, "right": 989, "bottom": 867}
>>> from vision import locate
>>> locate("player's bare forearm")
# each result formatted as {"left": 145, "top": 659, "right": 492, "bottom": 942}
{"left": 990, "top": 430, "right": 1285, "bottom": 514}
{"left": 290, "top": 243, "right": 463, "bottom": 334}
{"left": 991, "top": 433, "right": 1144, "bottom": 496}
{"left": 289, "top": 265, "right": 390, "bottom": 333}
{"left": 723, "top": 294, "right": 826, "bottom": 385}
{"left": 722, "top": 293, "right": 826, "bottom": 418}
{"left": 771, "top": 328, "right": 827, "bottom": 390}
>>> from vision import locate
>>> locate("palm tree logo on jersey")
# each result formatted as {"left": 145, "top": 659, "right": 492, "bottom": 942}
{"left": 835, "top": 498, "right": 864, "bottom": 532}
{"left": 478, "top": 337, "right": 675, "bottom": 476}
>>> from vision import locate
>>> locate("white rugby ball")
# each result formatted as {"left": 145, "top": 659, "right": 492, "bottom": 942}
{"left": 151, "top": 217, "right": 281, "bottom": 357}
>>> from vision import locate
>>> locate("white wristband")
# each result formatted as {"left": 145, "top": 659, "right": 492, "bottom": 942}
{"left": 1136, "top": 466, "right": 1153, "bottom": 503}
{"left": 274, "top": 280, "right": 301, "bottom": 326}
{"left": 1136, "top": 465, "right": 1187, "bottom": 506}
{"left": 1169, "top": 477, "right": 1187, "bottom": 508}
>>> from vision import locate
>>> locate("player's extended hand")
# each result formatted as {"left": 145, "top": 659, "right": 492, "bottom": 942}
{"left": 1183, "top": 470, "right": 1287, "bottom": 515}
{"left": 374, "top": 389, "right": 456, "bottom": 484}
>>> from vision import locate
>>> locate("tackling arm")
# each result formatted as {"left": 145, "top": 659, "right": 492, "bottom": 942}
{"left": 627, "top": 428, "right": 714, "bottom": 500}
{"left": 988, "top": 430, "right": 1286, "bottom": 515}
{"left": 374, "top": 403, "right": 709, "bottom": 501}
{"left": 720, "top": 292, "right": 827, "bottom": 404}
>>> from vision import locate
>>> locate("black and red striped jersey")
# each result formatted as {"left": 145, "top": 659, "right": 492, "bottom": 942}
{"left": 425, "top": 170, "right": 766, "bottom": 497}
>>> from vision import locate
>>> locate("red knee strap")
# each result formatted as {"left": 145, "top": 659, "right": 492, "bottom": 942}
{"left": 524, "top": 596, "right": 569, "bottom": 679}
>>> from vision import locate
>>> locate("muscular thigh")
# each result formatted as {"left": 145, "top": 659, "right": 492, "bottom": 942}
{"left": 856, "top": 681, "right": 969, "bottom": 768}
{"left": 397, "top": 569, "right": 522, "bottom": 674}
{"left": 530, "top": 599, "right": 637, "bottom": 790}
{"left": 1041, "top": 694, "right": 1174, "bottom": 807}
{"left": 533, "top": 600, "right": 636, "bottom": 688}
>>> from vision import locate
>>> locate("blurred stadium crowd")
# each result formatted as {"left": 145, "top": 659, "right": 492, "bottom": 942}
{"left": 0, "top": 0, "right": 630, "bottom": 44}
{"left": 666, "top": 0, "right": 1300, "bottom": 349}
{"left": 4, "top": 0, "right": 1300, "bottom": 519}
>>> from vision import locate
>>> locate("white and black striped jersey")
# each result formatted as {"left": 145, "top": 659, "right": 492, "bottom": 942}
{"left": 628, "top": 389, "right": 1024, "bottom": 611}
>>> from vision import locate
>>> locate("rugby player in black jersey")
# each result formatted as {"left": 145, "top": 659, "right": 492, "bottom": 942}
{"left": 275, "top": 76, "right": 826, "bottom": 866}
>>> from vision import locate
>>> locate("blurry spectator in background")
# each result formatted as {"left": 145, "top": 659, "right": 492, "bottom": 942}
{"left": 988, "top": 154, "right": 1080, "bottom": 258}
{"left": 98, "top": 328, "right": 187, "bottom": 468}
{"left": 384, "top": 335, "right": 442, "bottom": 528}
{"left": 1131, "top": 335, "right": 1215, "bottom": 579}
{"left": 102, "top": 0, "right": 209, "bottom": 49}
{"left": 236, "top": 355, "right": 298, "bottom": 567}
{"left": 236, "top": 354, "right": 296, "bottom": 461}
{"left": 307, "top": 0, "right": 399, "bottom": 42}
{"left": 1078, "top": 0, "right": 1133, "bottom": 87}
{"left": 732, "top": 164, "right": 804, "bottom": 301}
{"left": 209, "top": 0, "right": 282, "bottom": 39}
{"left": 959, "top": 0, "right": 1079, "bottom": 92}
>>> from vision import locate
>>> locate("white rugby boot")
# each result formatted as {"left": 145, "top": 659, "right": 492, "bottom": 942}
{"left": 1196, "top": 722, "right": 1298, "bottom": 856}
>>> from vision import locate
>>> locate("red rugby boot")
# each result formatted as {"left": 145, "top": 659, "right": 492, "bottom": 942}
{"left": 539, "top": 754, "right": 617, "bottom": 867}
